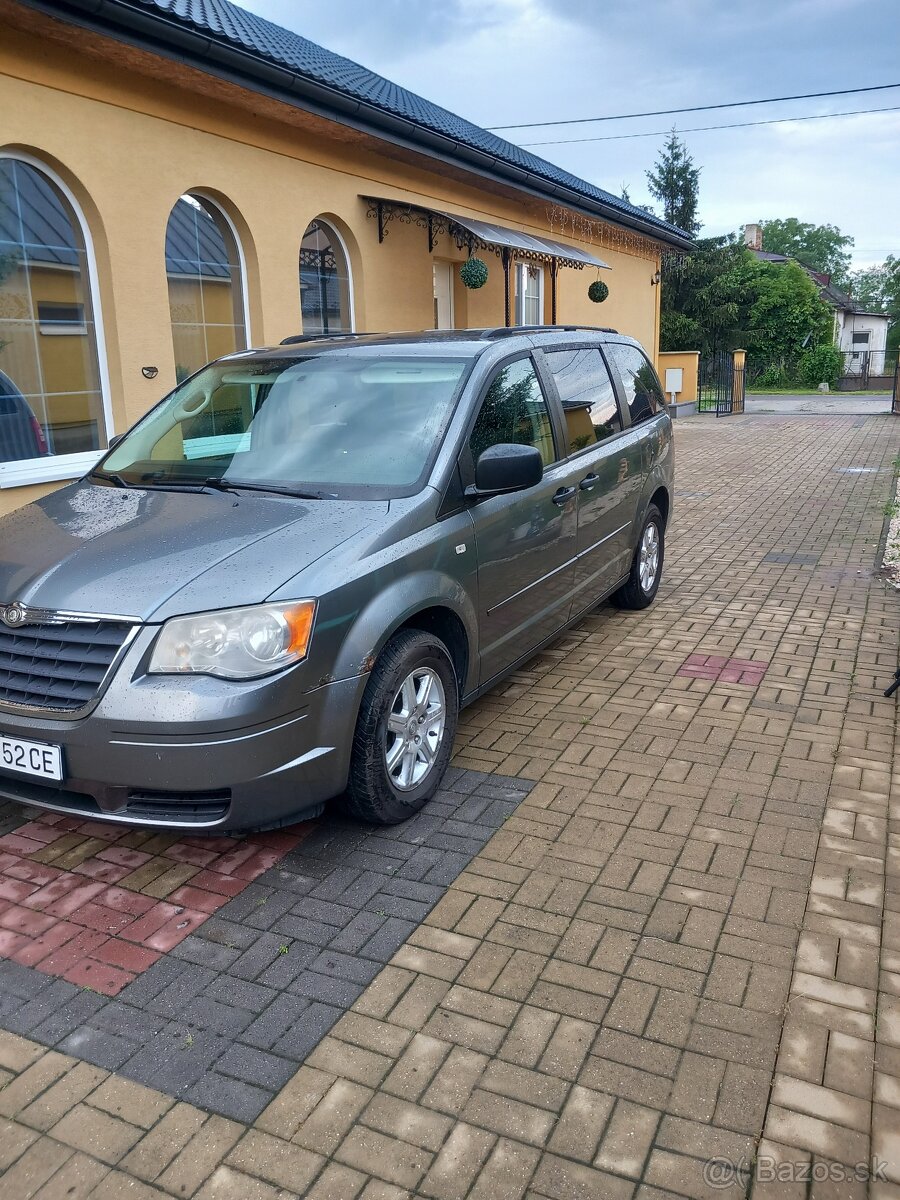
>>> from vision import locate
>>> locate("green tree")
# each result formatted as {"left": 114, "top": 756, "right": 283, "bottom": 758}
{"left": 745, "top": 259, "right": 832, "bottom": 365}
{"left": 847, "top": 262, "right": 890, "bottom": 311}
{"left": 660, "top": 235, "right": 748, "bottom": 354}
{"left": 758, "top": 218, "right": 853, "bottom": 287}
{"left": 646, "top": 131, "right": 701, "bottom": 237}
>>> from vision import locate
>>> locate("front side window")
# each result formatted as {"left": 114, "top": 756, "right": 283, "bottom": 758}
{"left": 166, "top": 195, "right": 247, "bottom": 382}
{"left": 470, "top": 358, "right": 555, "bottom": 467}
{"left": 300, "top": 221, "right": 352, "bottom": 335}
{"left": 606, "top": 343, "right": 666, "bottom": 426}
{"left": 544, "top": 348, "right": 622, "bottom": 454}
{"left": 514, "top": 263, "right": 542, "bottom": 326}
{"left": 0, "top": 157, "right": 105, "bottom": 463}
{"left": 100, "top": 354, "right": 467, "bottom": 498}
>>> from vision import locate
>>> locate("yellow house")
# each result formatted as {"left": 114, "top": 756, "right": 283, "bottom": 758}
{"left": 0, "top": 0, "right": 691, "bottom": 517}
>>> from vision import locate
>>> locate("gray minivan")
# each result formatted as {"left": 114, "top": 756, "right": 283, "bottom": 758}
{"left": 0, "top": 326, "right": 672, "bottom": 829}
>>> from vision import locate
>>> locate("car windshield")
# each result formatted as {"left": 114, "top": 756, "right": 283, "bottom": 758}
{"left": 99, "top": 354, "right": 469, "bottom": 497}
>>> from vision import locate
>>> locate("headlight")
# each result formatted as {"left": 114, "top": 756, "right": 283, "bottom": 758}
{"left": 149, "top": 601, "right": 316, "bottom": 679}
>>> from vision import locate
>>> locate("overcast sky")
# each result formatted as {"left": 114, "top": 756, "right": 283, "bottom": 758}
{"left": 242, "top": 0, "right": 899, "bottom": 268}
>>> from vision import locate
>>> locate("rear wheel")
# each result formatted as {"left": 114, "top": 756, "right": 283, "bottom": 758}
{"left": 345, "top": 629, "right": 458, "bottom": 824}
{"left": 612, "top": 503, "right": 664, "bottom": 610}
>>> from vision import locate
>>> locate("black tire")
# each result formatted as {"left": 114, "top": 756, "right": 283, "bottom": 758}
{"left": 612, "top": 503, "right": 665, "bottom": 610}
{"left": 345, "top": 629, "right": 459, "bottom": 825}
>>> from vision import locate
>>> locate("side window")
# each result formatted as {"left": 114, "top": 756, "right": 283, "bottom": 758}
{"left": 606, "top": 344, "right": 666, "bottom": 426}
{"left": 469, "top": 358, "right": 556, "bottom": 467}
{"left": 544, "top": 348, "right": 622, "bottom": 454}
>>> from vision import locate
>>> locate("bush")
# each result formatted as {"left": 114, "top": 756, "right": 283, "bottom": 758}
{"left": 758, "top": 363, "right": 791, "bottom": 389}
{"left": 797, "top": 344, "right": 843, "bottom": 390}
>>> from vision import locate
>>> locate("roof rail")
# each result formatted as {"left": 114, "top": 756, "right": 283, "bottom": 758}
{"left": 279, "top": 332, "right": 363, "bottom": 346}
{"left": 479, "top": 325, "right": 618, "bottom": 340}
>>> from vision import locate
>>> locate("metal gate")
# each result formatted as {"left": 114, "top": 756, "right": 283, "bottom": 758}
{"left": 893, "top": 355, "right": 900, "bottom": 416}
{"left": 699, "top": 351, "right": 745, "bottom": 416}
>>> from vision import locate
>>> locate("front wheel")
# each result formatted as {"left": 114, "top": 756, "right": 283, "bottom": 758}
{"left": 344, "top": 629, "right": 459, "bottom": 824}
{"left": 612, "top": 503, "right": 665, "bottom": 610}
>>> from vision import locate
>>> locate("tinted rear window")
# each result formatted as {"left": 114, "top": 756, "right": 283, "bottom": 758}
{"left": 605, "top": 344, "right": 665, "bottom": 425}
{"left": 543, "top": 348, "right": 622, "bottom": 454}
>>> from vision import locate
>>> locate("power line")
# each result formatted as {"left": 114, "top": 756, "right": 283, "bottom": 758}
{"left": 520, "top": 104, "right": 900, "bottom": 147}
{"left": 489, "top": 82, "right": 900, "bottom": 131}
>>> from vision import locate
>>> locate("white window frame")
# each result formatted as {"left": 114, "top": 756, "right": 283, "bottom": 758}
{"left": 299, "top": 218, "right": 356, "bottom": 334}
{"left": 0, "top": 150, "right": 114, "bottom": 490}
{"left": 187, "top": 191, "right": 253, "bottom": 355}
{"left": 514, "top": 261, "right": 544, "bottom": 326}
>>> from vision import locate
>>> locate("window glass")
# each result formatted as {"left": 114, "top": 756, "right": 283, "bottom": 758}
{"left": 606, "top": 343, "right": 666, "bottom": 425}
{"left": 166, "top": 195, "right": 247, "bottom": 382}
{"left": 469, "top": 358, "right": 555, "bottom": 467}
{"left": 0, "top": 157, "right": 105, "bottom": 463}
{"left": 514, "top": 263, "right": 542, "bottom": 325}
{"left": 102, "top": 355, "right": 467, "bottom": 496}
{"left": 300, "top": 220, "right": 352, "bottom": 334}
{"left": 544, "top": 348, "right": 622, "bottom": 453}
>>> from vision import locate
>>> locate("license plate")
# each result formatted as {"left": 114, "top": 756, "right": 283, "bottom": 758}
{"left": 0, "top": 734, "right": 63, "bottom": 782}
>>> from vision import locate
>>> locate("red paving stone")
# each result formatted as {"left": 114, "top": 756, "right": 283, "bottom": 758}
{"left": 0, "top": 812, "right": 314, "bottom": 996}
{"left": 676, "top": 651, "right": 770, "bottom": 685}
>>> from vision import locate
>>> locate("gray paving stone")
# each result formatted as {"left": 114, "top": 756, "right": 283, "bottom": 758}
{"left": 185, "top": 1071, "right": 273, "bottom": 1123}
{"left": 288, "top": 970, "right": 369, "bottom": 1008}
{"left": 215, "top": 1042, "right": 297, "bottom": 1091}
{"left": 271, "top": 1001, "right": 342, "bottom": 1059}
{"left": 243, "top": 994, "right": 312, "bottom": 1050}
{"left": 58, "top": 1025, "right": 140, "bottom": 1071}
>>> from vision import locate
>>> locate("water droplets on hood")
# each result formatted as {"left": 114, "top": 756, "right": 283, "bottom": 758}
{"left": 62, "top": 486, "right": 143, "bottom": 540}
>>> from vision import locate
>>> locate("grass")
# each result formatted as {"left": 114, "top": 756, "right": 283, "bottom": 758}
{"left": 747, "top": 387, "right": 890, "bottom": 396}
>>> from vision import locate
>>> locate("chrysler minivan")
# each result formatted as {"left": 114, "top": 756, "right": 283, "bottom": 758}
{"left": 0, "top": 326, "right": 672, "bottom": 829}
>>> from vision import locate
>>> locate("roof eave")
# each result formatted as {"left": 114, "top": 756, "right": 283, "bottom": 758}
{"left": 22, "top": 0, "right": 694, "bottom": 252}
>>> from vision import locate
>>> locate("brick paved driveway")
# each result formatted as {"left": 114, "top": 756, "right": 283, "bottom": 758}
{"left": 0, "top": 412, "right": 898, "bottom": 1198}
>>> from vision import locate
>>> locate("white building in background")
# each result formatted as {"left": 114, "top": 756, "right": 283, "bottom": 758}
{"left": 743, "top": 224, "right": 891, "bottom": 379}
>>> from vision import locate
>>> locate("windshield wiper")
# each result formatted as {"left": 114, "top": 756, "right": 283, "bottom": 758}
{"left": 89, "top": 469, "right": 131, "bottom": 489}
{"left": 202, "top": 478, "right": 337, "bottom": 500}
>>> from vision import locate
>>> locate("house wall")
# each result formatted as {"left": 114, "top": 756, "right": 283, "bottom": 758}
{"left": 0, "top": 12, "right": 666, "bottom": 517}
{"left": 834, "top": 309, "right": 890, "bottom": 374}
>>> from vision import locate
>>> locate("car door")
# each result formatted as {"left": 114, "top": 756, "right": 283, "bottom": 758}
{"left": 465, "top": 353, "right": 580, "bottom": 686}
{"left": 539, "top": 346, "right": 637, "bottom": 609}
{"left": 604, "top": 341, "right": 670, "bottom": 480}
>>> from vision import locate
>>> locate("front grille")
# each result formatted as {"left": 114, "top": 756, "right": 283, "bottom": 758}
{"left": 0, "top": 619, "right": 133, "bottom": 711}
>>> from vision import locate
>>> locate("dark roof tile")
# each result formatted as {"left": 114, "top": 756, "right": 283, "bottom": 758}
{"left": 127, "top": 0, "right": 689, "bottom": 244}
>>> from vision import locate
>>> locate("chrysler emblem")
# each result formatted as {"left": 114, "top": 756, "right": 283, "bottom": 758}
{"left": 0, "top": 602, "right": 27, "bottom": 628}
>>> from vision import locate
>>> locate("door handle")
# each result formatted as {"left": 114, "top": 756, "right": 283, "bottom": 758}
{"left": 552, "top": 486, "right": 577, "bottom": 507}
{"left": 579, "top": 473, "right": 600, "bottom": 491}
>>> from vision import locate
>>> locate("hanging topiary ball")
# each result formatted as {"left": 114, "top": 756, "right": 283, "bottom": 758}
{"left": 460, "top": 257, "right": 489, "bottom": 289}
{"left": 588, "top": 279, "right": 609, "bottom": 303}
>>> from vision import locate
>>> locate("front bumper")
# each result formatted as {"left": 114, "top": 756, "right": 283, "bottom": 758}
{"left": 0, "top": 645, "right": 369, "bottom": 831}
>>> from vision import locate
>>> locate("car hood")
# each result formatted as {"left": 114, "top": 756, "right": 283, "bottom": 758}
{"left": 0, "top": 481, "right": 387, "bottom": 622}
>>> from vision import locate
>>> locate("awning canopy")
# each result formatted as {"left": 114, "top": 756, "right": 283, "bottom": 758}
{"left": 361, "top": 196, "right": 610, "bottom": 271}
{"left": 435, "top": 212, "right": 609, "bottom": 270}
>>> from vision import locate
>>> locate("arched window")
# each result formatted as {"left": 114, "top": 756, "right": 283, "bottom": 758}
{"left": 0, "top": 155, "right": 106, "bottom": 465}
{"left": 300, "top": 220, "right": 352, "bottom": 334}
{"left": 165, "top": 195, "right": 247, "bottom": 381}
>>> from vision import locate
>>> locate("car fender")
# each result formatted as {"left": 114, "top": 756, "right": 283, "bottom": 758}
{"left": 329, "top": 569, "right": 479, "bottom": 696}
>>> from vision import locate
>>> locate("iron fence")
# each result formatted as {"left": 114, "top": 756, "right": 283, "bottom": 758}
{"left": 839, "top": 348, "right": 898, "bottom": 391}
{"left": 699, "top": 351, "right": 743, "bottom": 416}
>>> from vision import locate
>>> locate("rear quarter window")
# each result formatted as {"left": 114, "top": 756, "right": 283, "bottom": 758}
{"left": 605, "top": 344, "right": 666, "bottom": 426}
{"left": 543, "top": 348, "right": 623, "bottom": 454}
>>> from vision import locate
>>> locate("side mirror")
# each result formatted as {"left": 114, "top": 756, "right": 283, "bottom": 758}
{"left": 469, "top": 443, "right": 543, "bottom": 496}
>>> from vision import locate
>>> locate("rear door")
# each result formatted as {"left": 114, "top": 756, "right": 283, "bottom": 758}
{"left": 539, "top": 345, "right": 637, "bottom": 608}
{"left": 466, "top": 354, "right": 580, "bottom": 685}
